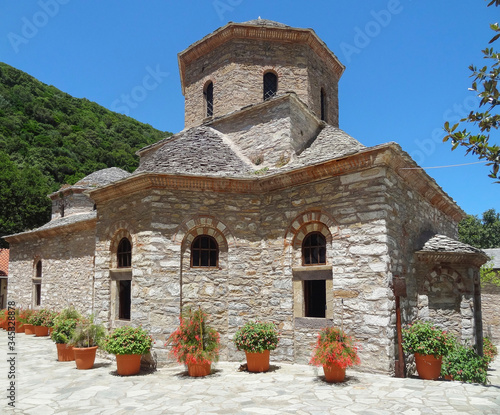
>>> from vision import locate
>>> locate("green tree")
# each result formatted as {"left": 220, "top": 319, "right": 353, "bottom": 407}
{"left": 458, "top": 208, "right": 500, "bottom": 248}
{"left": 0, "top": 151, "right": 52, "bottom": 248}
{"left": 443, "top": 0, "right": 500, "bottom": 181}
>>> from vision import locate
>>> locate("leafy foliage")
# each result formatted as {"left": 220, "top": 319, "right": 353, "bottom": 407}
{"left": 402, "top": 320, "right": 455, "bottom": 357}
{"left": 441, "top": 341, "right": 489, "bottom": 384}
{"left": 0, "top": 62, "right": 171, "bottom": 247}
{"left": 17, "top": 308, "right": 34, "bottom": 324}
{"left": 103, "top": 326, "right": 153, "bottom": 355}
{"left": 167, "top": 307, "right": 220, "bottom": 365}
{"left": 484, "top": 337, "right": 498, "bottom": 363}
{"left": 443, "top": 1, "right": 500, "bottom": 181}
{"left": 51, "top": 318, "right": 79, "bottom": 344}
{"left": 233, "top": 321, "right": 280, "bottom": 353}
{"left": 309, "top": 327, "right": 360, "bottom": 369}
{"left": 27, "top": 308, "right": 57, "bottom": 327}
{"left": 69, "top": 316, "right": 106, "bottom": 348}
{"left": 459, "top": 208, "right": 500, "bottom": 248}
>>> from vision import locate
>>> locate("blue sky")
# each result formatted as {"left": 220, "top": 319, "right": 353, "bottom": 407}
{"left": 1, "top": 0, "right": 498, "bottom": 217}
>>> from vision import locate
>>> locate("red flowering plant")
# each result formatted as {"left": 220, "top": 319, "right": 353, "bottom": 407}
{"left": 167, "top": 307, "right": 220, "bottom": 366}
{"left": 402, "top": 320, "right": 455, "bottom": 357}
{"left": 233, "top": 321, "right": 280, "bottom": 353}
{"left": 310, "top": 327, "right": 361, "bottom": 369}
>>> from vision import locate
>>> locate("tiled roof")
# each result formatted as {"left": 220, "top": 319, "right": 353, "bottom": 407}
{"left": 420, "top": 234, "right": 486, "bottom": 255}
{"left": 0, "top": 249, "right": 9, "bottom": 276}
{"left": 242, "top": 19, "right": 290, "bottom": 28}
{"left": 74, "top": 167, "right": 131, "bottom": 188}
{"left": 135, "top": 126, "right": 254, "bottom": 177}
{"left": 483, "top": 248, "right": 500, "bottom": 269}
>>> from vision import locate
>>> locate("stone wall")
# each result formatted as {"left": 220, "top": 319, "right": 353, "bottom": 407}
{"left": 183, "top": 38, "right": 339, "bottom": 128}
{"left": 91, "top": 166, "right": 403, "bottom": 373}
{"left": 482, "top": 281, "right": 500, "bottom": 343}
{"left": 7, "top": 225, "right": 95, "bottom": 315}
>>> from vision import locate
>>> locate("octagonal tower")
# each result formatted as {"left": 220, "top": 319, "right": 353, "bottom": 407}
{"left": 178, "top": 19, "right": 345, "bottom": 129}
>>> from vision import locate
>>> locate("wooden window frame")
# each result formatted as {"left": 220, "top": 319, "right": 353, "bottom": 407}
{"left": 190, "top": 235, "right": 219, "bottom": 268}
{"left": 302, "top": 232, "right": 327, "bottom": 266}
{"left": 117, "top": 238, "right": 132, "bottom": 269}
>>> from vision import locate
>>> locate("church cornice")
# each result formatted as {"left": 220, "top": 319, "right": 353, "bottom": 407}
{"left": 177, "top": 22, "right": 345, "bottom": 94}
{"left": 89, "top": 143, "right": 465, "bottom": 222}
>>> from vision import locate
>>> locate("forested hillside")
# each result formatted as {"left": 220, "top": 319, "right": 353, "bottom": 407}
{"left": 0, "top": 62, "right": 171, "bottom": 247}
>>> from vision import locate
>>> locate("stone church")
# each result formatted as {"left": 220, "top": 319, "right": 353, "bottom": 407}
{"left": 5, "top": 19, "right": 488, "bottom": 374}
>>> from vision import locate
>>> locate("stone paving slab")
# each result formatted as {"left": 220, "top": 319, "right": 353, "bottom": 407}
{"left": 1, "top": 331, "right": 499, "bottom": 414}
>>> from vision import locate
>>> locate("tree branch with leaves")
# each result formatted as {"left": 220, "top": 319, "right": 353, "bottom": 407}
{"left": 444, "top": 0, "right": 500, "bottom": 181}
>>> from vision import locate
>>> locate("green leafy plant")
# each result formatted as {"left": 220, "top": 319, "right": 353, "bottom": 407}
{"left": 309, "top": 327, "right": 361, "bottom": 369}
{"left": 28, "top": 309, "right": 56, "bottom": 326}
{"left": 51, "top": 307, "right": 82, "bottom": 344}
{"left": 441, "top": 341, "right": 489, "bottom": 384}
{"left": 103, "top": 326, "right": 153, "bottom": 355}
{"left": 17, "top": 308, "right": 34, "bottom": 324}
{"left": 51, "top": 318, "right": 78, "bottom": 344}
{"left": 484, "top": 337, "right": 498, "bottom": 364}
{"left": 402, "top": 320, "right": 455, "bottom": 357}
{"left": 233, "top": 321, "right": 280, "bottom": 353}
{"left": 167, "top": 307, "right": 220, "bottom": 366}
{"left": 69, "top": 316, "right": 106, "bottom": 348}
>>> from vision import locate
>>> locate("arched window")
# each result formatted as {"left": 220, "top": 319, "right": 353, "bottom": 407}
{"left": 320, "top": 88, "right": 327, "bottom": 122}
{"left": 191, "top": 235, "right": 218, "bottom": 267}
{"left": 263, "top": 72, "right": 277, "bottom": 101}
{"left": 117, "top": 238, "right": 132, "bottom": 268}
{"left": 204, "top": 81, "right": 214, "bottom": 117}
{"left": 34, "top": 260, "right": 42, "bottom": 306}
{"left": 302, "top": 232, "right": 326, "bottom": 265}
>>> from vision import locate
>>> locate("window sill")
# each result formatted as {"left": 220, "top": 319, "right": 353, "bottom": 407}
{"left": 109, "top": 269, "right": 132, "bottom": 280}
{"left": 294, "top": 317, "right": 334, "bottom": 329}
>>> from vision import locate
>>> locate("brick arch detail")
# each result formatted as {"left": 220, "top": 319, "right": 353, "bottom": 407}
{"left": 173, "top": 215, "right": 234, "bottom": 252}
{"left": 261, "top": 66, "right": 283, "bottom": 78}
{"left": 105, "top": 221, "right": 137, "bottom": 268}
{"left": 422, "top": 266, "right": 465, "bottom": 294}
{"left": 284, "top": 210, "right": 339, "bottom": 249}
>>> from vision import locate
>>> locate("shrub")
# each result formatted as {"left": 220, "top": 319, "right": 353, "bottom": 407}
{"left": 17, "top": 309, "right": 34, "bottom": 324}
{"left": 309, "top": 327, "right": 361, "bottom": 369}
{"left": 103, "top": 326, "right": 153, "bottom": 355}
{"left": 402, "top": 320, "right": 455, "bottom": 357}
{"left": 28, "top": 309, "right": 56, "bottom": 326}
{"left": 167, "top": 307, "right": 220, "bottom": 365}
{"left": 69, "top": 316, "right": 106, "bottom": 348}
{"left": 441, "top": 342, "right": 489, "bottom": 384}
{"left": 484, "top": 337, "right": 498, "bottom": 364}
{"left": 233, "top": 321, "right": 280, "bottom": 353}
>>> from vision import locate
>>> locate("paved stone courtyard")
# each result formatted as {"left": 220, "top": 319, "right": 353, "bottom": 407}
{"left": 1, "top": 331, "right": 499, "bottom": 414}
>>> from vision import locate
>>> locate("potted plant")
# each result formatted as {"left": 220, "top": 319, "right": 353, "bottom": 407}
{"left": 14, "top": 309, "right": 24, "bottom": 333}
{"left": 69, "top": 316, "right": 106, "bottom": 370}
{"left": 0, "top": 309, "right": 7, "bottom": 330}
{"left": 441, "top": 341, "right": 488, "bottom": 384}
{"left": 167, "top": 307, "right": 220, "bottom": 377}
{"left": 309, "top": 326, "right": 360, "bottom": 382}
{"left": 19, "top": 309, "right": 35, "bottom": 335}
{"left": 103, "top": 326, "right": 153, "bottom": 375}
{"left": 233, "top": 321, "right": 280, "bottom": 373}
{"left": 402, "top": 320, "right": 454, "bottom": 380}
{"left": 29, "top": 308, "right": 54, "bottom": 337}
{"left": 51, "top": 308, "right": 82, "bottom": 362}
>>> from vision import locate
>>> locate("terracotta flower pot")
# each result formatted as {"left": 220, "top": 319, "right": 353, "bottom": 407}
{"left": 56, "top": 343, "right": 75, "bottom": 362}
{"left": 187, "top": 361, "right": 211, "bottom": 377}
{"left": 34, "top": 325, "right": 49, "bottom": 337}
{"left": 414, "top": 353, "right": 442, "bottom": 380}
{"left": 116, "top": 354, "right": 142, "bottom": 376}
{"left": 15, "top": 321, "right": 24, "bottom": 333}
{"left": 73, "top": 346, "right": 98, "bottom": 370}
{"left": 323, "top": 363, "right": 346, "bottom": 383}
{"left": 24, "top": 324, "right": 35, "bottom": 335}
{"left": 245, "top": 350, "right": 270, "bottom": 373}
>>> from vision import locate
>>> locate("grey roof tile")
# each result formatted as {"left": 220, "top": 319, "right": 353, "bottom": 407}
{"left": 420, "top": 234, "right": 486, "bottom": 255}
{"left": 74, "top": 167, "right": 131, "bottom": 188}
